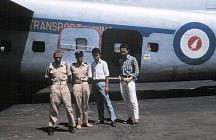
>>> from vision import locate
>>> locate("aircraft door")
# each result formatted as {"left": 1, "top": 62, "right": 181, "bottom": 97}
{"left": 101, "top": 28, "right": 143, "bottom": 80}
{"left": 58, "top": 27, "right": 101, "bottom": 65}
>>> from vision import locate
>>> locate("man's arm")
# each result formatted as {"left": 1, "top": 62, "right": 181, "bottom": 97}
{"left": 104, "top": 61, "right": 110, "bottom": 92}
{"left": 105, "top": 76, "right": 110, "bottom": 92}
{"left": 118, "top": 59, "right": 123, "bottom": 81}
{"left": 133, "top": 57, "right": 139, "bottom": 78}
{"left": 66, "top": 63, "right": 72, "bottom": 83}
{"left": 44, "top": 64, "right": 53, "bottom": 85}
{"left": 45, "top": 64, "right": 50, "bottom": 79}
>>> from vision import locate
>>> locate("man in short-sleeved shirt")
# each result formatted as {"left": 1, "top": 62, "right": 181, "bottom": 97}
{"left": 90, "top": 48, "right": 116, "bottom": 127}
{"left": 70, "top": 50, "right": 92, "bottom": 129}
{"left": 45, "top": 50, "right": 76, "bottom": 135}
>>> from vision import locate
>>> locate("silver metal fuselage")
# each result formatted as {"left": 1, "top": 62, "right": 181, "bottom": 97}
{"left": 1, "top": 0, "right": 216, "bottom": 82}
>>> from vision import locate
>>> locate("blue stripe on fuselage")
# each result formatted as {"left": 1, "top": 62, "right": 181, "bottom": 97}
{"left": 30, "top": 17, "right": 175, "bottom": 37}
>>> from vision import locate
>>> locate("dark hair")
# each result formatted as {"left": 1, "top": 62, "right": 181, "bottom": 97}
{"left": 92, "top": 48, "right": 101, "bottom": 55}
{"left": 74, "top": 50, "right": 84, "bottom": 57}
{"left": 53, "top": 50, "right": 62, "bottom": 58}
{"left": 120, "top": 43, "right": 129, "bottom": 50}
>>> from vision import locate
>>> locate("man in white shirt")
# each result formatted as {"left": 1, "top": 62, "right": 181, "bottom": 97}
{"left": 118, "top": 43, "right": 139, "bottom": 126}
{"left": 90, "top": 48, "right": 116, "bottom": 127}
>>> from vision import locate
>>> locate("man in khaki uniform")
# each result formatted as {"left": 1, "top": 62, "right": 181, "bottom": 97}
{"left": 45, "top": 50, "right": 76, "bottom": 135}
{"left": 70, "top": 50, "right": 92, "bottom": 129}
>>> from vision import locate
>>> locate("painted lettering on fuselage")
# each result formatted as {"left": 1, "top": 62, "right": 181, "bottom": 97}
{"left": 30, "top": 19, "right": 81, "bottom": 33}
{"left": 30, "top": 18, "right": 111, "bottom": 34}
{"left": 29, "top": 17, "right": 175, "bottom": 37}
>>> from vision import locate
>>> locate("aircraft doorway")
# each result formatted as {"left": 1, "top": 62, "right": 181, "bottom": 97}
{"left": 101, "top": 28, "right": 143, "bottom": 78}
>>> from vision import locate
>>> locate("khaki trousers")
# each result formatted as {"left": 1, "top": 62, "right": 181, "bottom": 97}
{"left": 72, "top": 82, "right": 90, "bottom": 124}
{"left": 48, "top": 83, "right": 75, "bottom": 127}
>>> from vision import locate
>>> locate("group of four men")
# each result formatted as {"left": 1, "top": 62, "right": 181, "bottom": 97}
{"left": 45, "top": 44, "right": 139, "bottom": 135}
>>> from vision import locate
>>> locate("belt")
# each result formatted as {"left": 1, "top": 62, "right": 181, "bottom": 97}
{"left": 73, "top": 79, "right": 88, "bottom": 84}
{"left": 52, "top": 81, "right": 67, "bottom": 85}
{"left": 93, "top": 79, "right": 105, "bottom": 83}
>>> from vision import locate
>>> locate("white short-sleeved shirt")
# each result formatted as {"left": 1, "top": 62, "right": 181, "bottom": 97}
{"left": 90, "top": 59, "right": 109, "bottom": 80}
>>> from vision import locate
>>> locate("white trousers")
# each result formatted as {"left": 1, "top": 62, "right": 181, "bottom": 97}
{"left": 120, "top": 80, "right": 139, "bottom": 121}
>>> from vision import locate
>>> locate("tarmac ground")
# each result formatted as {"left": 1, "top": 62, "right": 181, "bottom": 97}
{"left": 0, "top": 95, "right": 216, "bottom": 140}
{"left": 1, "top": 80, "right": 216, "bottom": 140}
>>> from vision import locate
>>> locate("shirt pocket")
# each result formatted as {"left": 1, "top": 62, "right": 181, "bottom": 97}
{"left": 72, "top": 68, "right": 80, "bottom": 79}
{"left": 59, "top": 67, "right": 67, "bottom": 79}
{"left": 50, "top": 69, "right": 58, "bottom": 78}
{"left": 60, "top": 66, "right": 67, "bottom": 74}
{"left": 83, "top": 67, "right": 88, "bottom": 75}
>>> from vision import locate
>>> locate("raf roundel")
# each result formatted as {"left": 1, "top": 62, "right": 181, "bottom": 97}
{"left": 173, "top": 22, "right": 216, "bottom": 65}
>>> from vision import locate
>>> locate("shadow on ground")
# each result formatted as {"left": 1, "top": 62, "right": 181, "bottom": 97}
{"left": 1, "top": 81, "right": 216, "bottom": 111}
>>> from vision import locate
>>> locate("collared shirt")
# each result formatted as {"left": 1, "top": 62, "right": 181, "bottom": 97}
{"left": 45, "top": 62, "right": 71, "bottom": 82}
{"left": 119, "top": 55, "right": 139, "bottom": 78}
{"left": 90, "top": 59, "right": 109, "bottom": 80}
{"left": 70, "top": 62, "right": 90, "bottom": 82}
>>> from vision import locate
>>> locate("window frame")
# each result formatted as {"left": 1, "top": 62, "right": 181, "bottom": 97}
{"left": 147, "top": 43, "right": 159, "bottom": 52}
{"left": 32, "top": 41, "right": 46, "bottom": 52}
{"left": 0, "top": 40, "right": 11, "bottom": 53}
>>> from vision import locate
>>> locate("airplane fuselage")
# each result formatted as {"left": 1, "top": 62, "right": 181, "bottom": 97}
{"left": 1, "top": 0, "right": 216, "bottom": 83}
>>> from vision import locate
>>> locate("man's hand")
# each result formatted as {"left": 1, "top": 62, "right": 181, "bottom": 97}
{"left": 118, "top": 75, "right": 123, "bottom": 81}
{"left": 123, "top": 77, "right": 133, "bottom": 83}
{"left": 105, "top": 86, "right": 111, "bottom": 93}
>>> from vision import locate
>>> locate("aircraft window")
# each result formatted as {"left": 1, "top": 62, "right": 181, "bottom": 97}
{"left": 32, "top": 41, "right": 45, "bottom": 52}
{"left": 147, "top": 43, "right": 159, "bottom": 52}
{"left": 76, "top": 38, "right": 87, "bottom": 50}
{"left": 0, "top": 40, "right": 11, "bottom": 53}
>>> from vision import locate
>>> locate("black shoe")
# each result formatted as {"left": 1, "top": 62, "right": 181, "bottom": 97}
{"left": 111, "top": 121, "right": 116, "bottom": 127}
{"left": 69, "top": 127, "right": 75, "bottom": 133}
{"left": 48, "top": 127, "right": 54, "bottom": 135}
{"left": 95, "top": 120, "right": 104, "bottom": 124}
{"left": 126, "top": 118, "right": 133, "bottom": 124}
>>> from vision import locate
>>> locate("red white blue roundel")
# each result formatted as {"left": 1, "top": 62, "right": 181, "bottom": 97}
{"left": 173, "top": 22, "right": 216, "bottom": 65}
